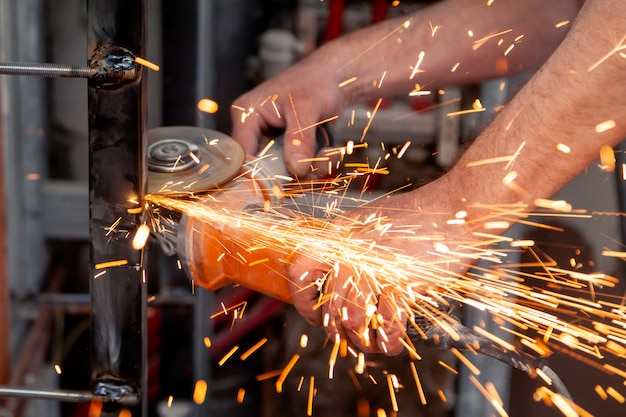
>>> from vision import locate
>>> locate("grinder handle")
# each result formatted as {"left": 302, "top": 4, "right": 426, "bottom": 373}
{"left": 181, "top": 213, "right": 294, "bottom": 303}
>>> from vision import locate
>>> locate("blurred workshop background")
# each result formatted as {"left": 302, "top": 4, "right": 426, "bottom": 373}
{"left": 0, "top": 0, "right": 625, "bottom": 416}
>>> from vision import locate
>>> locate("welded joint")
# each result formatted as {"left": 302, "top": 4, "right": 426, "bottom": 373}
{"left": 88, "top": 44, "right": 140, "bottom": 89}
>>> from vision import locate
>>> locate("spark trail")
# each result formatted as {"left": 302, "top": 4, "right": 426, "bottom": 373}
{"left": 145, "top": 150, "right": 626, "bottom": 417}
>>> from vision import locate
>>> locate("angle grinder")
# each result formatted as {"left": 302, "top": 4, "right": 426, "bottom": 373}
{"left": 147, "top": 125, "right": 299, "bottom": 301}
{"left": 147, "top": 126, "right": 574, "bottom": 402}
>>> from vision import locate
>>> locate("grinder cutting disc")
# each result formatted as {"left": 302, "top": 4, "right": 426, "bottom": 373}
{"left": 147, "top": 126, "right": 246, "bottom": 195}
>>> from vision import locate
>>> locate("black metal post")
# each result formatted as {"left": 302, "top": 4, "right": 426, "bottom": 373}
{"left": 87, "top": 1, "right": 147, "bottom": 415}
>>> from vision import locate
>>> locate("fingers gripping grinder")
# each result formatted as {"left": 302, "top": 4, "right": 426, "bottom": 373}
{"left": 148, "top": 126, "right": 299, "bottom": 302}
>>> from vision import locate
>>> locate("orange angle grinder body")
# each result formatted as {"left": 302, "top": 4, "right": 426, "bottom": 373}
{"left": 148, "top": 126, "right": 296, "bottom": 302}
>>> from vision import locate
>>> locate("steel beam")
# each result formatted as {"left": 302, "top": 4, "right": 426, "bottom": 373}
{"left": 87, "top": 0, "right": 147, "bottom": 415}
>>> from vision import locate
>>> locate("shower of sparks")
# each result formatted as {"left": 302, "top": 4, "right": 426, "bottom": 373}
{"left": 146, "top": 93, "right": 626, "bottom": 417}
{"left": 146, "top": 142, "right": 626, "bottom": 410}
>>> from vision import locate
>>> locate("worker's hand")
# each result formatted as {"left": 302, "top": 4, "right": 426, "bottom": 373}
{"left": 287, "top": 176, "right": 477, "bottom": 355}
{"left": 230, "top": 45, "right": 347, "bottom": 177}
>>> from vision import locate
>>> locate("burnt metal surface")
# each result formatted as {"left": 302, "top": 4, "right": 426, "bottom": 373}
{"left": 87, "top": 0, "right": 147, "bottom": 415}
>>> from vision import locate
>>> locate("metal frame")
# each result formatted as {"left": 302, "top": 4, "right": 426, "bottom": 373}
{"left": 87, "top": 0, "right": 147, "bottom": 415}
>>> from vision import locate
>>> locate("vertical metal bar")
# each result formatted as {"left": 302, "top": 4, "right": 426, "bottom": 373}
{"left": 194, "top": 2, "right": 215, "bottom": 414}
{"left": 87, "top": 1, "right": 147, "bottom": 415}
{"left": 195, "top": 0, "right": 215, "bottom": 130}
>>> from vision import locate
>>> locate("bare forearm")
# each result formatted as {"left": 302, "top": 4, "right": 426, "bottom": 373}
{"left": 445, "top": 0, "right": 626, "bottom": 216}
{"left": 323, "top": 0, "right": 584, "bottom": 105}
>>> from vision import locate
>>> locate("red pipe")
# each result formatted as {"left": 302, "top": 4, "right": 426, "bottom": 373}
{"left": 324, "top": 0, "right": 345, "bottom": 42}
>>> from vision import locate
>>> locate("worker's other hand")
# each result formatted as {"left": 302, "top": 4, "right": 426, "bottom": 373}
{"left": 230, "top": 46, "right": 346, "bottom": 177}
{"left": 289, "top": 252, "right": 408, "bottom": 356}
{"left": 287, "top": 176, "right": 476, "bottom": 356}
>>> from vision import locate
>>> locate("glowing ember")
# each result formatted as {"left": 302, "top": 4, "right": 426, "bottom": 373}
{"left": 94, "top": 259, "right": 128, "bottom": 270}
{"left": 198, "top": 98, "right": 219, "bottom": 114}
{"left": 193, "top": 380, "right": 208, "bottom": 404}
{"left": 132, "top": 223, "right": 151, "bottom": 250}
{"left": 240, "top": 337, "right": 268, "bottom": 360}
{"left": 134, "top": 56, "right": 160, "bottom": 72}
{"left": 237, "top": 388, "right": 245, "bottom": 404}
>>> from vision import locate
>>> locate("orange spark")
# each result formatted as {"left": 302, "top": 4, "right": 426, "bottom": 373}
{"left": 237, "top": 388, "right": 245, "bottom": 403}
{"left": 339, "top": 77, "right": 357, "bottom": 88}
{"left": 193, "top": 380, "right": 208, "bottom": 404}
{"left": 132, "top": 224, "right": 151, "bottom": 250}
{"left": 588, "top": 34, "right": 626, "bottom": 71}
{"left": 94, "top": 259, "right": 128, "bottom": 270}
{"left": 409, "top": 51, "right": 426, "bottom": 79}
{"left": 595, "top": 119, "right": 616, "bottom": 133}
{"left": 276, "top": 354, "right": 300, "bottom": 393}
{"left": 307, "top": 376, "right": 315, "bottom": 416}
{"left": 599, "top": 145, "right": 616, "bottom": 172}
{"left": 197, "top": 98, "right": 218, "bottom": 114}
{"left": 135, "top": 56, "right": 160, "bottom": 71}
{"left": 218, "top": 346, "right": 239, "bottom": 366}
{"left": 240, "top": 338, "right": 268, "bottom": 360}
{"left": 473, "top": 29, "right": 513, "bottom": 50}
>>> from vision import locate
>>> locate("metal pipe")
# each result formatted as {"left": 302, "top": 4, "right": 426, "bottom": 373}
{"left": 0, "top": 386, "right": 138, "bottom": 406}
{"left": 87, "top": 0, "right": 147, "bottom": 415}
{"left": 0, "top": 61, "right": 137, "bottom": 81}
{"left": 0, "top": 62, "right": 96, "bottom": 78}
